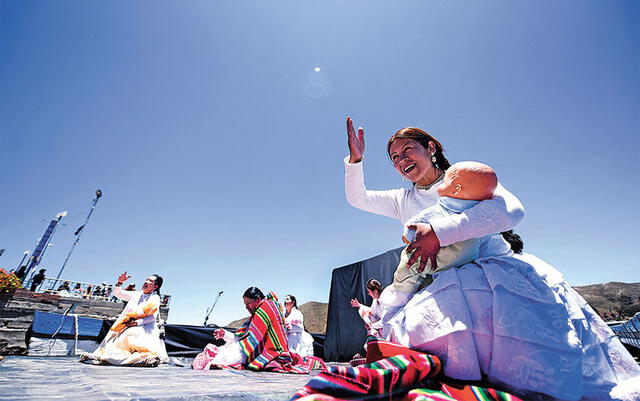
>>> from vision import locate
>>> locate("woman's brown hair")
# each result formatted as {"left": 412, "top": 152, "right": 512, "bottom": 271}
{"left": 387, "top": 127, "right": 451, "bottom": 171}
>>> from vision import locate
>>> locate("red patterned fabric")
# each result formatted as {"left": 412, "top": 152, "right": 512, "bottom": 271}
{"left": 290, "top": 338, "right": 522, "bottom": 401}
{"left": 365, "top": 336, "right": 429, "bottom": 364}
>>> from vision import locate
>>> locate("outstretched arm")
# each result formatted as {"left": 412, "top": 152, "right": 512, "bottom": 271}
{"left": 344, "top": 117, "right": 404, "bottom": 219}
{"left": 112, "top": 271, "right": 134, "bottom": 302}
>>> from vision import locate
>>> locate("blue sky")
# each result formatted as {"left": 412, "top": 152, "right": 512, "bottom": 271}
{"left": 1, "top": 1, "right": 638, "bottom": 326}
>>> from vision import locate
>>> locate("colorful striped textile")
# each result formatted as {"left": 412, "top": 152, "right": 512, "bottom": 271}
{"left": 349, "top": 353, "right": 367, "bottom": 367}
{"left": 233, "top": 297, "right": 325, "bottom": 373}
{"left": 438, "top": 384, "right": 522, "bottom": 401}
{"left": 364, "top": 336, "right": 431, "bottom": 364}
{"left": 290, "top": 338, "right": 522, "bottom": 401}
{"left": 291, "top": 352, "right": 440, "bottom": 400}
{"left": 404, "top": 387, "right": 520, "bottom": 401}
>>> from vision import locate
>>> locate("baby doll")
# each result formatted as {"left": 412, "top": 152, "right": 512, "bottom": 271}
{"left": 379, "top": 161, "right": 508, "bottom": 308}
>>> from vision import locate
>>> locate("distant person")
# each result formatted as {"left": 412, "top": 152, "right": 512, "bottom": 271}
{"left": 349, "top": 278, "right": 383, "bottom": 337}
{"left": 80, "top": 271, "right": 168, "bottom": 367}
{"left": 83, "top": 285, "right": 93, "bottom": 298}
{"left": 104, "top": 284, "right": 113, "bottom": 299}
{"left": 15, "top": 265, "right": 27, "bottom": 280}
{"left": 29, "top": 268, "right": 46, "bottom": 292}
{"left": 192, "top": 287, "right": 324, "bottom": 373}
{"left": 57, "top": 281, "right": 71, "bottom": 296}
{"left": 93, "top": 285, "right": 103, "bottom": 298}
{"left": 283, "top": 294, "right": 314, "bottom": 357}
{"left": 71, "top": 282, "right": 83, "bottom": 297}
{"left": 98, "top": 282, "right": 109, "bottom": 297}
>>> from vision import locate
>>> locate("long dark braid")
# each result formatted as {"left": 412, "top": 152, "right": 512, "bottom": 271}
{"left": 151, "top": 274, "right": 163, "bottom": 297}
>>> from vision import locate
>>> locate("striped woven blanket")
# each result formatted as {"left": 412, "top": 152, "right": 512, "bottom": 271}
{"left": 234, "top": 297, "right": 325, "bottom": 373}
{"left": 291, "top": 337, "right": 521, "bottom": 400}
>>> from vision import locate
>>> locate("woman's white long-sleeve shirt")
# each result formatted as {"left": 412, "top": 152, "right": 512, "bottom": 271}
{"left": 344, "top": 157, "right": 524, "bottom": 246}
{"left": 285, "top": 308, "right": 306, "bottom": 334}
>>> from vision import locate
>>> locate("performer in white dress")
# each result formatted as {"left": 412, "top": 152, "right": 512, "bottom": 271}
{"left": 80, "top": 272, "right": 169, "bottom": 367}
{"left": 284, "top": 295, "right": 315, "bottom": 357}
{"left": 343, "top": 117, "right": 640, "bottom": 400}
{"left": 350, "top": 278, "right": 384, "bottom": 337}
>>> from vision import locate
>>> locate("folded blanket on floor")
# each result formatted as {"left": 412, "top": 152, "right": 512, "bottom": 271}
{"left": 290, "top": 337, "right": 521, "bottom": 401}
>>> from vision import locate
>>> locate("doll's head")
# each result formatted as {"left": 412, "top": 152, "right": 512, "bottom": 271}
{"left": 437, "top": 161, "right": 497, "bottom": 201}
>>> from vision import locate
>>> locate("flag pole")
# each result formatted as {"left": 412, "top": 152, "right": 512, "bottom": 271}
{"left": 55, "top": 190, "right": 103, "bottom": 281}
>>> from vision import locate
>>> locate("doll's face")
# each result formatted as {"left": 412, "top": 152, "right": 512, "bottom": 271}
{"left": 437, "top": 169, "right": 462, "bottom": 198}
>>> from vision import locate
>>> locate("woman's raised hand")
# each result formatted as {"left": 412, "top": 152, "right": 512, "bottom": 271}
{"left": 213, "top": 329, "right": 226, "bottom": 340}
{"left": 406, "top": 223, "right": 441, "bottom": 272}
{"left": 350, "top": 298, "right": 361, "bottom": 308}
{"left": 117, "top": 271, "right": 131, "bottom": 285}
{"left": 346, "top": 116, "right": 365, "bottom": 163}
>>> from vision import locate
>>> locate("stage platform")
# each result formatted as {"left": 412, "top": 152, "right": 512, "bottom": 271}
{"left": 0, "top": 356, "right": 320, "bottom": 400}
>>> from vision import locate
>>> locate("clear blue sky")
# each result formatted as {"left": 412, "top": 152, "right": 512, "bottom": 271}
{"left": 1, "top": 1, "right": 638, "bottom": 326}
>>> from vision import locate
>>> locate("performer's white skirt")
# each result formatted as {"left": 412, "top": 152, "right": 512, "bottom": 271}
{"left": 287, "top": 331, "right": 315, "bottom": 357}
{"left": 81, "top": 324, "right": 169, "bottom": 366}
{"left": 382, "top": 253, "right": 640, "bottom": 400}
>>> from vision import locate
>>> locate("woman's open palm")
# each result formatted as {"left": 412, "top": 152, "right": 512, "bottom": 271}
{"left": 117, "top": 272, "right": 131, "bottom": 284}
{"left": 346, "top": 117, "right": 365, "bottom": 163}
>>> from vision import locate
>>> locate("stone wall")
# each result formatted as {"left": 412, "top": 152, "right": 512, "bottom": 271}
{"left": 0, "top": 289, "right": 169, "bottom": 355}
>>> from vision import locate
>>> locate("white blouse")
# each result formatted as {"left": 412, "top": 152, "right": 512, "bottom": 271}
{"left": 344, "top": 157, "right": 524, "bottom": 246}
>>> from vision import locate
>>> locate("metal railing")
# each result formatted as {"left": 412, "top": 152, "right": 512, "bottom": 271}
{"left": 611, "top": 312, "right": 640, "bottom": 350}
{"left": 22, "top": 276, "right": 171, "bottom": 307}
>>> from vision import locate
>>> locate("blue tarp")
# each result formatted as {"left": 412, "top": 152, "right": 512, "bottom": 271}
{"left": 32, "top": 311, "right": 103, "bottom": 338}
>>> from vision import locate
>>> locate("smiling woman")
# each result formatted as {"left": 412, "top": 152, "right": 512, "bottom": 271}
{"left": 387, "top": 127, "right": 451, "bottom": 179}
{"left": 343, "top": 117, "right": 640, "bottom": 399}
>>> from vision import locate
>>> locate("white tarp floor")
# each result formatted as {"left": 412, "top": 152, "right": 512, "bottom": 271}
{"left": 0, "top": 356, "right": 319, "bottom": 400}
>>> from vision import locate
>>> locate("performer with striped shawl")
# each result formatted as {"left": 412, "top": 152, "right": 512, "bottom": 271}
{"left": 192, "top": 287, "right": 325, "bottom": 373}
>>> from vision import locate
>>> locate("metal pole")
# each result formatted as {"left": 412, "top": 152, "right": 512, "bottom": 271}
{"left": 55, "top": 190, "right": 102, "bottom": 281}
{"left": 203, "top": 291, "right": 224, "bottom": 326}
{"left": 16, "top": 251, "right": 30, "bottom": 270}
